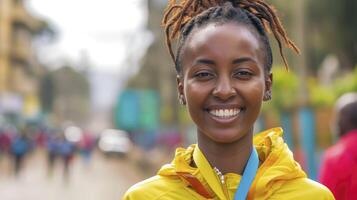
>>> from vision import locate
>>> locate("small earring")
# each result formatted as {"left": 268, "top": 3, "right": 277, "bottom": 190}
{"left": 179, "top": 94, "right": 186, "bottom": 105}
{"left": 264, "top": 90, "right": 272, "bottom": 101}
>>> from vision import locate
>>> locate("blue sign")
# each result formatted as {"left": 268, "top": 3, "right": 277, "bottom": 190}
{"left": 115, "top": 89, "right": 159, "bottom": 131}
{"left": 115, "top": 90, "right": 140, "bottom": 131}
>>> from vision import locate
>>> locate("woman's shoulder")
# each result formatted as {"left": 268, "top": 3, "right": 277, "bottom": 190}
{"left": 272, "top": 177, "right": 335, "bottom": 199}
{"left": 122, "top": 175, "right": 187, "bottom": 200}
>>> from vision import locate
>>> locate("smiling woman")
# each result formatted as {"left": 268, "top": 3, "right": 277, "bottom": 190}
{"left": 123, "top": 0, "right": 335, "bottom": 200}
{"left": 181, "top": 23, "right": 266, "bottom": 146}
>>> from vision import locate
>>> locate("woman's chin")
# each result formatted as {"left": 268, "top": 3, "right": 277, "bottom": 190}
{"left": 206, "top": 129, "right": 249, "bottom": 144}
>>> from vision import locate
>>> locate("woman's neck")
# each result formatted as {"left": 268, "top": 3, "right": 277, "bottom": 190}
{"left": 197, "top": 131, "right": 253, "bottom": 175}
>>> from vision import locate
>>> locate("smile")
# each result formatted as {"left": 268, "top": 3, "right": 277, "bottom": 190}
{"left": 208, "top": 108, "right": 241, "bottom": 118}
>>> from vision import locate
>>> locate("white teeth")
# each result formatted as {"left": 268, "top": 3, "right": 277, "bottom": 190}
{"left": 209, "top": 109, "right": 241, "bottom": 118}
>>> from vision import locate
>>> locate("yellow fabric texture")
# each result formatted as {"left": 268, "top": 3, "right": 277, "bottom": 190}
{"left": 123, "top": 128, "right": 334, "bottom": 200}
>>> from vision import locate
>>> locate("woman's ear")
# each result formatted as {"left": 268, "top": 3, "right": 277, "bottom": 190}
{"left": 263, "top": 73, "right": 273, "bottom": 101}
{"left": 176, "top": 75, "right": 186, "bottom": 105}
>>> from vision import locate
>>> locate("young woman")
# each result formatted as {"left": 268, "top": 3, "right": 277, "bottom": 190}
{"left": 123, "top": 0, "right": 334, "bottom": 199}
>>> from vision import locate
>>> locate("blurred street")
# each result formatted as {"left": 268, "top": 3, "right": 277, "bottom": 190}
{"left": 0, "top": 149, "right": 144, "bottom": 200}
{"left": 0, "top": 0, "right": 356, "bottom": 199}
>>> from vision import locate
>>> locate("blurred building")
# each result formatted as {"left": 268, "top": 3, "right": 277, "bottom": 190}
{"left": 51, "top": 66, "right": 90, "bottom": 127}
{"left": 0, "top": 0, "right": 47, "bottom": 120}
{"left": 127, "top": 0, "right": 186, "bottom": 128}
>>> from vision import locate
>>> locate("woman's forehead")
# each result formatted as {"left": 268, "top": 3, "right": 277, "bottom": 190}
{"left": 180, "top": 22, "right": 264, "bottom": 67}
{"left": 186, "top": 22, "right": 261, "bottom": 52}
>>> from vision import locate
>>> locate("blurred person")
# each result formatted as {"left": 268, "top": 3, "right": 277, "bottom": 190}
{"left": 46, "top": 132, "right": 60, "bottom": 177}
{"left": 58, "top": 132, "right": 76, "bottom": 182}
{"left": 35, "top": 127, "right": 48, "bottom": 148}
{"left": 78, "top": 131, "right": 96, "bottom": 166}
{"left": 319, "top": 93, "right": 357, "bottom": 200}
{"left": 10, "top": 128, "right": 31, "bottom": 176}
{"left": 0, "top": 128, "right": 12, "bottom": 156}
{"left": 0, "top": 128, "right": 12, "bottom": 173}
{"left": 123, "top": 0, "right": 334, "bottom": 199}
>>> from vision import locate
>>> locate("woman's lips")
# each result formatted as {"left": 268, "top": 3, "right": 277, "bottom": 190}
{"left": 206, "top": 107, "right": 242, "bottom": 124}
{"left": 208, "top": 108, "right": 241, "bottom": 118}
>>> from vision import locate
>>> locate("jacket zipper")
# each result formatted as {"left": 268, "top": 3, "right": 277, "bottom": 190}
{"left": 214, "top": 167, "right": 230, "bottom": 200}
{"left": 222, "top": 180, "right": 230, "bottom": 200}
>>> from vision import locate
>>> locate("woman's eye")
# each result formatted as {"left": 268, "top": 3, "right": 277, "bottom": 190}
{"left": 234, "top": 71, "right": 253, "bottom": 79}
{"left": 195, "top": 72, "right": 213, "bottom": 78}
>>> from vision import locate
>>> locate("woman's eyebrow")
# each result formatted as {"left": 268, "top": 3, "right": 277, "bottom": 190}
{"left": 232, "top": 57, "right": 256, "bottom": 64}
{"left": 194, "top": 58, "right": 216, "bottom": 65}
{"left": 192, "top": 57, "right": 256, "bottom": 67}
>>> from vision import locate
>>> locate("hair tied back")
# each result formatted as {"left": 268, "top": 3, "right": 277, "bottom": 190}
{"left": 163, "top": 0, "right": 300, "bottom": 70}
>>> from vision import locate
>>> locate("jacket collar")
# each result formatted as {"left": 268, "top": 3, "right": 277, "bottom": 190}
{"left": 193, "top": 144, "right": 227, "bottom": 200}
{"left": 158, "top": 127, "right": 307, "bottom": 199}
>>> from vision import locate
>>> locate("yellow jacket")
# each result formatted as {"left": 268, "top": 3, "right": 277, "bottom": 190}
{"left": 123, "top": 128, "right": 334, "bottom": 200}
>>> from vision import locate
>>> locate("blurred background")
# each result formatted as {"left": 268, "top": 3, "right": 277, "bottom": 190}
{"left": 0, "top": 0, "right": 356, "bottom": 199}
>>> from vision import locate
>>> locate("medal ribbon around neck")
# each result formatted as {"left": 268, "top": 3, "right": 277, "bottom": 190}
{"left": 234, "top": 147, "right": 259, "bottom": 200}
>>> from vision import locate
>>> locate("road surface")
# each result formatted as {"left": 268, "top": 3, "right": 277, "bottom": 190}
{"left": 0, "top": 149, "right": 147, "bottom": 200}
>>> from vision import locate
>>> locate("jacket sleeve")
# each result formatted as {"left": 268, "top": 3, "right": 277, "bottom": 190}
{"left": 122, "top": 186, "right": 153, "bottom": 200}
{"left": 122, "top": 188, "right": 151, "bottom": 200}
{"left": 122, "top": 191, "right": 135, "bottom": 200}
{"left": 269, "top": 178, "right": 335, "bottom": 200}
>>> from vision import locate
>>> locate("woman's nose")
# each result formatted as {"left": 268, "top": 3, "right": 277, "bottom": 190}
{"left": 212, "top": 77, "right": 236, "bottom": 100}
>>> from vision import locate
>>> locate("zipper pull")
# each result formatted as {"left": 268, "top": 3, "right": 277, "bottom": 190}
{"left": 213, "top": 167, "right": 225, "bottom": 184}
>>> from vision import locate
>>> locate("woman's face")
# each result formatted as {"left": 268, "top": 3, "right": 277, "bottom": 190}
{"left": 178, "top": 22, "right": 272, "bottom": 143}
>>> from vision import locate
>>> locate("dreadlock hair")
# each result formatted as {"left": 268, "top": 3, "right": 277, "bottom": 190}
{"left": 162, "top": 0, "right": 300, "bottom": 74}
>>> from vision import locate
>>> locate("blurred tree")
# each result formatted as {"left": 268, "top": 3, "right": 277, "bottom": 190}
{"left": 270, "top": 67, "right": 299, "bottom": 111}
{"left": 127, "top": 0, "right": 179, "bottom": 127}
{"left": 262, "top": 66, "right": 299, "bottom": 151}
{"left": 39, "top": 72, "right": 55, "bottom": 113}
{"left": 308, "top": 78, "right": 336, "bottom": 108}
{"left": 270, "top": 0, "right": 357, "bottom": 72}
{"left": 33, "top": 20, "right": 57, "bottom": 46}
{"left": 307, "top": 0, "right": 357, "bottom": 70}
{"left": 50, "top": 66, "right": 90, "bottom": 126}
{"left": 333, "top": 67, "right": 357, "bottom": 97}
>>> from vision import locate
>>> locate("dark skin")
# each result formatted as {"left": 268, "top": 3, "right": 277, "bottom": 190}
{"left": 177, "top": 22, "right": 272, "bottom": 175}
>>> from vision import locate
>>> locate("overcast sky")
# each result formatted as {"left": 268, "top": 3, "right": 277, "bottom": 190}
{"left": 26, "top": 0, "right": 154, "bottom": 113}
{"left": 26, "top": 0, "right": 149, "bottom": 73}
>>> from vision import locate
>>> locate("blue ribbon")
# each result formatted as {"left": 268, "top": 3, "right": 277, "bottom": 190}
{"left": 234, "top": 147, "right": 259, "bottom": 200}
